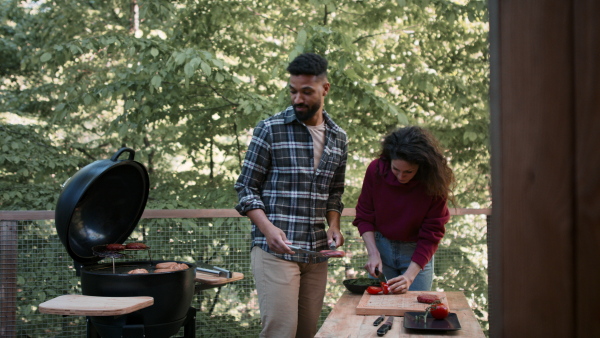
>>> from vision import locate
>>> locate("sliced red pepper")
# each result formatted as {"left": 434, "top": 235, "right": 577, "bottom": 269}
{"left": 380, "top": 282, "right": 390, "bottom": 295}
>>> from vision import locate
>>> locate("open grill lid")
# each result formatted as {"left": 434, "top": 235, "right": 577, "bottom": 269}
{"left": 55, "top": 148, "right": 149, "bottom": 265}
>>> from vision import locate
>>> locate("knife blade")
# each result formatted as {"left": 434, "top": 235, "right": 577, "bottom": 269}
{"left": 375, "top": 267, "right": 387, "bottom": 284}
{"left": 376, "top": 316, "right": 394, "bottom": 336}
{"left": 287, "top": 245, "right": 328, "bottom": 257}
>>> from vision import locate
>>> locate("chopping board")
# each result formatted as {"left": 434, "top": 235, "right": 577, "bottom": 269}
{"left": 195, "top": 271, "right": 244, "bottom": 285}
{"left": 39, "top": 295, "right": 154, "bottom": 316}
{"left": 355, "top": 291, "right": 448, "bottom": 316}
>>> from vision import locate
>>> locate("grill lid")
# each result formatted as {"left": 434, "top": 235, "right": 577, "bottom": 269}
{"left": 55, "top": 148, "right": 149, "bottom": 265}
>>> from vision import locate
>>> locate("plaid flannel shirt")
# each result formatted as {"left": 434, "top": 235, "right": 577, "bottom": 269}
{"left": 234, "top": 106, "right": 348, "bottom": 263}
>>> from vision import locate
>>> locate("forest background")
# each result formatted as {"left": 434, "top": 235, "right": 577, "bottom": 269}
{"left": 1, "top": 0, "right": 490, "bottom": 335}
{"left": 0, "top": 0, "right": 489, "bottom": 212}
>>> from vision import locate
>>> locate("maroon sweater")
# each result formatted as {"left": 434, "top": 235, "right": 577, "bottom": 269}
{"left": 352, "top": 159, "right": 449, "bottom": 268}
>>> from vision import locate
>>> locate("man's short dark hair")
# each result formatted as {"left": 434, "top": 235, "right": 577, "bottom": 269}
{"left": 286, "top": 53, "right": 328, "bottom": 77}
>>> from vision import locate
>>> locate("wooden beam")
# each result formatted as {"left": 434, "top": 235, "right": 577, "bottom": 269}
{"left": 0, "top": 208, "right": 491, "bottom": 221}
{"left": 490, "top": 0, "right": 574, "bottom": 336}
{"left": 0, "top": 221, "right": 17, "bottom": 338}
{"left": 574, "top": 1, "right": 600, "bottom": 336}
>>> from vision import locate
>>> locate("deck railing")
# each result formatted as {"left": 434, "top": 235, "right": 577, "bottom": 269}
{"left": 1, "top": 208, "right": 491, "bottom": 337}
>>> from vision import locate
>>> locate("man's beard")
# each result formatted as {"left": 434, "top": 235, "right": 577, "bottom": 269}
{"left": 293, "top": 103, "right": 320, "bottom": 121}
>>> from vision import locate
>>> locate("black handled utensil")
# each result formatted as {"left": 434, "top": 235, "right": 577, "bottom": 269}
{"left": 373, "top": 314, "right": 385, "bottom": 326}
{"left": 377, "top": 316, "right": 394, "bottom": 336}
{"left": 329, "top": 240, "right": 337, "bottom": 250}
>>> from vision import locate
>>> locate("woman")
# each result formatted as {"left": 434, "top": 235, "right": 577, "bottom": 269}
{"left": 353, "top": 126, "right": 455, "bottom": 293}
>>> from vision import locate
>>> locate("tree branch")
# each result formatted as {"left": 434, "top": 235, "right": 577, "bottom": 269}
{"left": 233, "top": 121, "right": 242, "bottom": 169}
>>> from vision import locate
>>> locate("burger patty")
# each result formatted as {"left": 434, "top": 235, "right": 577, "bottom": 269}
{"left": 417, "top": 294, "right": 440, "bottom": 304}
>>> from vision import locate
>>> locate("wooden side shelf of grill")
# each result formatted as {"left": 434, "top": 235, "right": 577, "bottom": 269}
{"left": 195, "top": 271, "right": 244, "bottom": 285}
{"left": 39, "top": 295, "right": 154, "bottom": 316}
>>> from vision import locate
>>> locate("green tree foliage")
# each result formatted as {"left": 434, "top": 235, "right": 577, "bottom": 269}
{"left": 1, "top": 0, "right": 489, "bottom": 210}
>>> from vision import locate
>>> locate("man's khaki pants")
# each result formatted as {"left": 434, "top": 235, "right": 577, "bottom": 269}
{"left": 251, "top": 246, "right": 328, "bottom": 338}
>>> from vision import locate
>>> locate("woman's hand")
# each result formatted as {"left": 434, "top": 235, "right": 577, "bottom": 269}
{"left": 387, "top": 275, "right": 413, "bottom": 294}
{"left": 361, "top": 231, "right": 383, "bottom": 277}
{"left": 387, "top": 261, "right": 421, "bottom": 294}
{"left": 364, "top": 255, "right": 383, "bottom": 278}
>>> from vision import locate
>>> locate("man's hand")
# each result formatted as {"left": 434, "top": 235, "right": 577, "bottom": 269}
{"left": 246, "top": 209, "right": 293, "bottom": 254}
{"left": 262, "top": 225, "right": 293, "bottom": 254}
{"left": 326, "top": 210, "right": 344, "bottom": 249}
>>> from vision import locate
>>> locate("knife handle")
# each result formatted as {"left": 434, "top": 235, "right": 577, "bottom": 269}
{"left": 373, "top": 315, "right": 385, "bottom": 326}
{"left": 376, "top": 324, "right": 391, "bottom": 336}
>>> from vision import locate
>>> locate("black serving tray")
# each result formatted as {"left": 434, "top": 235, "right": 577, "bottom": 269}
{"left": 403, "top": 312, "right": 462, "bottom": 331}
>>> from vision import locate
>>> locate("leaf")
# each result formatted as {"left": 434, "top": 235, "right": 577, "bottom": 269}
{"left": 151, "top": 75, "right": 162, "bottom": 88}
{"left": 150, "top": 47, "right": 159, "bottom": 57}
{"left": 464, "top": 131, "right": 478, "bottom": 141}
{"left": 40, "top": 52, "right": 52, "bottom": 62}
{"left": 125, "top": 99, "right": 135, "bottom": 110}
{"left": 83, "top": 94, "right": 92, "bottom": 106}
{"left": 175, "top": 52, "right": 187, "bottom": 65}
{"left": 297, "top": 29, "right": 307, "bottom": 46}
{"left": 201, "top": 61, "right": 211, "bottom": 76}
{"left": 211, "top": 59, "right": 224, "bottom": 68}
{"left": 345, "top": 68, "right": 358, "bottom": 80}
{"left": 184, "top": 62, "right": 195, "bottom": 78}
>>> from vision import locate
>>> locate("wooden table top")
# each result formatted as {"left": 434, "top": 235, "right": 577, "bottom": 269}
{"left": 195, "top": 271, "right": 244, "bottom": 285}
{"left": 194, "top": 271, "right": 245, "bottom": 292}
{"left": 39, "top": 295, "right": 154, "bottom": 316}
{"left": 315, "top": 291, "right": 485, "bottom": 338}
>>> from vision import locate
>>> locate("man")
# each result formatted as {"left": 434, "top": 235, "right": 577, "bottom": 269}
{"left": 234, "top": 53, "right": 348, "bottom": 337}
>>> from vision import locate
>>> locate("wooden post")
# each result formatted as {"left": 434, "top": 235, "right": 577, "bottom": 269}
{"left": 0, "top": 221, "right": 18, "bottom": 338}
{"left": 490, "top": 0, "right": 600, "bottom": 336}
{"left": 574, "top": 1, "right": 600, "bottom": 336}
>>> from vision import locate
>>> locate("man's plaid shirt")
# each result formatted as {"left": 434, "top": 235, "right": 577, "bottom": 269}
{"left": 235, "top": 106, "right": 348, "bottom": 263}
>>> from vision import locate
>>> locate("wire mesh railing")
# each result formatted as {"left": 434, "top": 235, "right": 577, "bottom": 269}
{"left": 0, "top": 209, "right": 489, "bottom": 337}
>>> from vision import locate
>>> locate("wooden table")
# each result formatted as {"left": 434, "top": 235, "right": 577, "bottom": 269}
{"left": 315, "top": 291, "right": 485, "bottom": 337}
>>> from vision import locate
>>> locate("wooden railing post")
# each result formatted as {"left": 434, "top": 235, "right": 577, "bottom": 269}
{"left": 0, "top": 220, "right": 18, "bottom": 338}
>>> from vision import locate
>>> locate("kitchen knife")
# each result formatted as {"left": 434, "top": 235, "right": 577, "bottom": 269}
{"left": 376, "top": 316, "right": 394, "bottom": 336}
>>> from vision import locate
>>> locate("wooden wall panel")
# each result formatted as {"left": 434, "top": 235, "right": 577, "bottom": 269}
{"left": 574, "top": 1, "right": 600, "bottom": 336}
{"left": 490, "top": 1, "right": 574, "bottom": 336}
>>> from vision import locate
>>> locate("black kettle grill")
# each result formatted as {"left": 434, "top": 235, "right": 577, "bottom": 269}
{"left": 54, "top": 148, "right": 196, "bottom": 338}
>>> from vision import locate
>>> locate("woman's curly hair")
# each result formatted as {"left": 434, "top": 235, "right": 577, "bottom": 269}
{"left": 379, "top": 126, "right": 455, "bottom": 203}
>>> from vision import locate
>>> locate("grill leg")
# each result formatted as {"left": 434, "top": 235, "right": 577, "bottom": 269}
{"left": 86, "top": 317, "right": 99, "bottom": 338}
{"left": 182, "top": 307, "right": 197, "bottom": 338}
